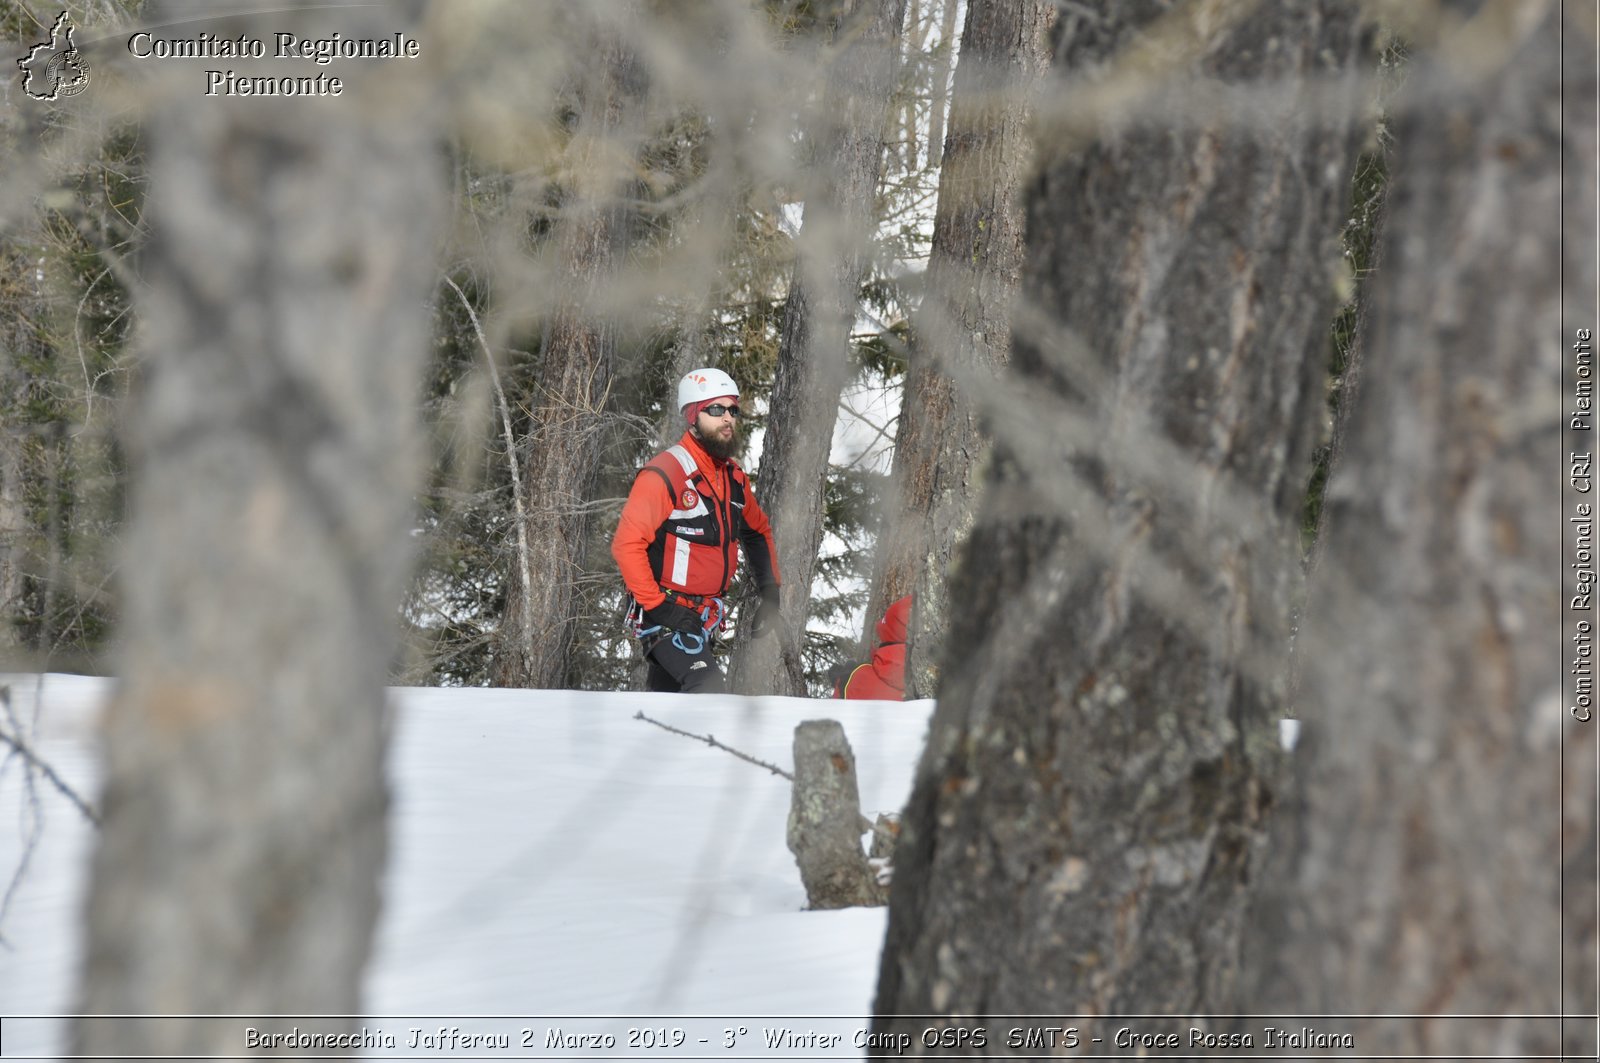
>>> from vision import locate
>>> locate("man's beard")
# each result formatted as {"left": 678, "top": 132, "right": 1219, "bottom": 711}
{"left": 695, "top": 426, "right": 738, "bottom": 461}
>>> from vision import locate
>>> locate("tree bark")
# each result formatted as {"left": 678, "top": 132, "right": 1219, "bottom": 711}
{"left": 872, "top": 0, "right": 1363, "bottom": 1042}
{"left": 0, "top": 90, "right": 33, "bottom": 644}
{"left": 0, "top": 237, "right": 39, "bottom": 652}
{"left": 788, "top": 719, "right": 885, "bottom": 908}
{"left": 1240, "top": 3, "right": 1597, "bottom": 1056}
{"left": 72, "top": 3, "right": 441, "bottom": 1054}
{"left": 901, "top": 0, "right": 923, "bottom": 171}
{"left": 924, "top": 0, "right": 962, "bottom": 172}
{"left": 862, "top": 0, "right": 1056, "bottom": 699}
{"left": 0, "top": 441, "right": 22, "bottom": 649}
{"left": 494, "top": 17, "right": 642, "bottom": 690}
{"left": 729, "top": 0, "right": 908, "bottom": 696}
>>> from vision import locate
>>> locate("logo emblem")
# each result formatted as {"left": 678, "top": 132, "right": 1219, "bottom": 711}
{"left": 18, "top": 11, "right": 90, "bottom": 101}
{"left": 680, "top": 488, "right": 698, "bottom": 509}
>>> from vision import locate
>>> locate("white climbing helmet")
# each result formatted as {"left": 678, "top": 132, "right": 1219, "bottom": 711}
{"left": 677, "top": 367, "right": 740, "bottom": 411}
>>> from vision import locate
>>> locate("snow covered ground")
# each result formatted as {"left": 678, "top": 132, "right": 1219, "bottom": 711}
{"left": 0, "top": 674, "right": 935, "bottom": 1058}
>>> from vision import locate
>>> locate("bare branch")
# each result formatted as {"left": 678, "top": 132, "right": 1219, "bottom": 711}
{"left": 444, "top": 273, "right": 535, "bottom": 664}
{"left": 0, "top": 688, "right": 99, "bottom": 828}
{"left": 633, "top": 709, "right": 793, "bottom": 781}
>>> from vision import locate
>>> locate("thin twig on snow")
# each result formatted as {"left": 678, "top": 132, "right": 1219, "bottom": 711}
{"left": 634, "top": 709, "right": 793, "bottom": 781}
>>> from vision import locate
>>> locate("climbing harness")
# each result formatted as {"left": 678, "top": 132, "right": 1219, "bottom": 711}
{"left": 628, "top": 592, "right": 726, "bottom": 655}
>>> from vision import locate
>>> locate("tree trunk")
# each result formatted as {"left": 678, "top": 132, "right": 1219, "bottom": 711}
{"left": 924, "top": 0, "right": 962, "bottom": 171}
{"left": 0, "top": 236, "right": 40, "bottom": 653}
{"left": 72, "top": 3, "right": 441, "bottom": 1054}
{"left": 901, "top": 0, "right": 923, "bottom": 171}
{"left": 0, "top": 91, "right": 32, "bottom": 644}
{"left": 862, "top": 0, "right": 1055, "bottom": 699}
{"left": 0, "top": 434, "right": 22, "bottom": 650}
{"left": 788, "top": 719, "right": 885, "bottom": 908}
{"left": 729, "top": 0, "right": 908, "bottom": 696}
{"left": 0, "top": 74, "right": 34, "bottom": 650}
{"left": 1240, "top": 4, "right": 1597, "bottom": 1056}
{"left": 872, "top": 0, "right": 1363, "bottom": 1043}
{"left": 495, "top": 20, "right": 641, "bottom": 690}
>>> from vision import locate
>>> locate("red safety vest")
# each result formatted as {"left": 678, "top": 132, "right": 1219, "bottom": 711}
{"left": 611, "top": 432, "right": 779, "bottom": 610}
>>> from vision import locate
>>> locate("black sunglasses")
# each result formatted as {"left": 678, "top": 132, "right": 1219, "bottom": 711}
{"left": 702, "top": 403, "right": 742, "bottom": 418}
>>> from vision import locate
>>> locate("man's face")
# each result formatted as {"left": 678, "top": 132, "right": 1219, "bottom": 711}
{"left": 693, "top": 400, "right": 739, "bottom": 459}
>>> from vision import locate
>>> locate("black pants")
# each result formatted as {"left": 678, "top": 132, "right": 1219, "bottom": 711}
{"left": 644, "top": 632, "right": 727, "bottom": 694}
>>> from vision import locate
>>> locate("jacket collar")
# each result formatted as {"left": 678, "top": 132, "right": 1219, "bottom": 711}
{"left": 678, "top": 429, "right": 735, "bottom": 477}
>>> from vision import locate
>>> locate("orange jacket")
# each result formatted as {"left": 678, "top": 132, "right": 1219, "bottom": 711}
{"left": 838, "top": 594, "right": 910, "bottom": 700}
{"left": 611, "top": 431, "right": 780, "bottom": 610}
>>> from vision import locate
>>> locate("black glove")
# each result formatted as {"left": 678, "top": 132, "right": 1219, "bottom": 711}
{"left": 749, "top": 584, "right": 781, "bottom": 638}
{"left": 644, "top": 601, "right": 705, "bottom": 636}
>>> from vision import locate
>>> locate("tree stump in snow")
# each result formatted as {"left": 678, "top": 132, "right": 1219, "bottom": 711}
{"left": 787, "top": 719, "right": 885, "bottom": 909}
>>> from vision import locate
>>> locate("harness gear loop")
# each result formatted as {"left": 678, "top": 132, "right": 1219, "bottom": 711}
{"left": 628, "top": 593, "right": 727, "bottom": 655}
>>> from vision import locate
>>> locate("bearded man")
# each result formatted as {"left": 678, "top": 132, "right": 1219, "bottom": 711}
{"left": 611, "top": 368, "right": 782, "bottom": 693}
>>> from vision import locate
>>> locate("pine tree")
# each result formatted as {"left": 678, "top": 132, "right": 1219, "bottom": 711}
{"left": 493, "top": 9, "right": 646, "bottom": 690}
{"left": 873, "top": 0, "right": 1365, "bottom": 1031}
{"left": 862, "top": 0, "right": 1056, "bottom": 698}
{"left": 730, "top": 0, "right": 910, "bottom": 696}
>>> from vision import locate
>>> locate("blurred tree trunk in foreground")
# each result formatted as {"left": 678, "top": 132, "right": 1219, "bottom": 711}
{"left": 73, "top": 3, "right": 442, "bottom": 1054}
{"left": 494, "top": 12, "right": 642, "bottom": 690}
{"left": 731, "top": 0, "right": 908, "bottom": 696}
{"left": 0, "top": 42, "right": 47, "bottom": 658}
{"left": 873, "top": 0, "right": 1363, "bottom": 1041}
{"left": 0, "top": 233, "right": 40, "bottom": 653}
{"left": 863, "top": 0, "right": 1056, "bottom": 698}
{"left": 1241, "top": 3, "right": 1597, "bottom": 1056}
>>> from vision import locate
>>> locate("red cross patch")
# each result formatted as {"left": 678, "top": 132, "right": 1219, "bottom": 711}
{"left": 680, "top": 488, "right": 699, "bottom": 510}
